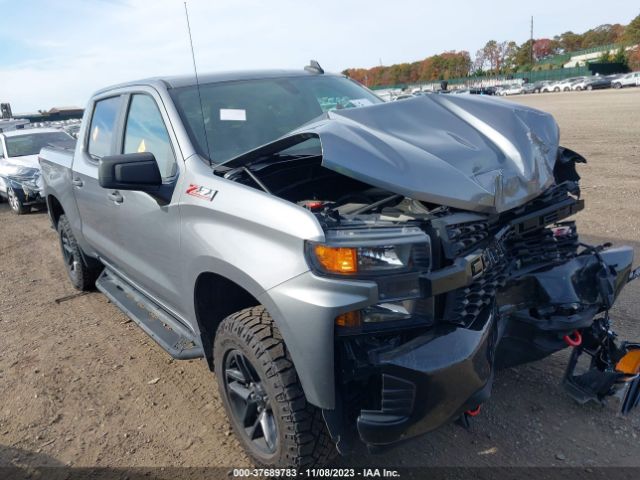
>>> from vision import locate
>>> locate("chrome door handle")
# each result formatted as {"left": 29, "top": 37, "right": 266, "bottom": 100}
{"left": 72, "top": 177, "right": 84, "bottom": 187}
{"left": 108, "top": 191, "right": 123, "bottom": 204}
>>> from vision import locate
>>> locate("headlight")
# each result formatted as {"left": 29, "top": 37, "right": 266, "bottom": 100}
{"left": 308, "top": 227, "right": 433, "bottom": 334}
{"left": 306, "top": 227, "right": 430, "bottom": 276}
{"left": 335, "top": 299, "right": 433, "bottom": 335}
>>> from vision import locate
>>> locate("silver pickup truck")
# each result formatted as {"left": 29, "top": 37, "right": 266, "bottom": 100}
{"left": 39, "top": 65, "right": 640, "bottom": 468}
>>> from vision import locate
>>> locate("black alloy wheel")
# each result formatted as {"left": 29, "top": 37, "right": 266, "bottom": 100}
{"left": 223, "top": 349, "right": 278, "bottom": 455}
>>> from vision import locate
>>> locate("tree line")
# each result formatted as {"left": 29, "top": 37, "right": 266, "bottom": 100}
{"left": 343, "top": 14, "right": 640, "bottom": 87}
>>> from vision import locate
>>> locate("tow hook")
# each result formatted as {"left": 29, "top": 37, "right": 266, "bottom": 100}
{"left": 456, "top": 405, "right": 482, "bottom": 430}
{"left": 562, "top": 316, "right": 640, "bottom": 414}
{"left": 563, "top": 330, "right": 582, "bottom": 347}
{"left": 466, "top": 405, "right": 482, "bottom": 417}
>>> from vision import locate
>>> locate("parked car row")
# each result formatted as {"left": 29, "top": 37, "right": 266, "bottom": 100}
{"left": 493, "top": 71, "right": 640, "bottom": 96}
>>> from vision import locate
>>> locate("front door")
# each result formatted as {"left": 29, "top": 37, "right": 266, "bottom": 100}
{"left": 107, "top": 89, "right": 187, "bottom": 320}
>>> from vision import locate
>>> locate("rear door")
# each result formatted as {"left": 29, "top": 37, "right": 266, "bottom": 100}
{"left": 106, "top": 88, "right": 187, "bottom": 318}
{"left": 72, "top": 95, "right": 125, "bottom": 261}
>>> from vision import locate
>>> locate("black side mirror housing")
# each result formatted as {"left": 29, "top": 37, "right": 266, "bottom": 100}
{"left": 99, "top": 152, "right": 173, "bottom": 204}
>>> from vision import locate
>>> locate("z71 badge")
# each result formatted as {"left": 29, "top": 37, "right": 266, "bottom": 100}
{"left": 186, "top": 184, "right": 218, "bottom": 201}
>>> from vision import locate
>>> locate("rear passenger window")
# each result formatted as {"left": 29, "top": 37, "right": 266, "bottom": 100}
{"left": 123, "top": 94, "right": 177, "bottom": 179}
{"left": 88, "top": 96, "right": 121, "bottom": 158}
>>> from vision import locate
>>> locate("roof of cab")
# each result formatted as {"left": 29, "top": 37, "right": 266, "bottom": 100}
{"left": 94, "top": 69, "right": 338, "bottom": 96}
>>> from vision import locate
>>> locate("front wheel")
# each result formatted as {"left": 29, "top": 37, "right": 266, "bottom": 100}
{"left": 587, "top": 85, "right": 593, "bottom": 91}
{"left": 214, "top": 307, "right": 336, "bottom": 468}
{"left": 7, "top": 187, "right": 29, "bottom": 215}
{"left": 613, "top": 83, "right": 622, "bottom": 89}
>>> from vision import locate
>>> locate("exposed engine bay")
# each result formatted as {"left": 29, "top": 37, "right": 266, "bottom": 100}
{"left": 215, "top": 95, "right": 640, "bottom": 451}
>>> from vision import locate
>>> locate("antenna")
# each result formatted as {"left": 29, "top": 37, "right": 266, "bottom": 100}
{"left": 530, "top": 16, "right": 534, "bottom": 66}
{"left": 184, "top": 1, "right": 212, "bottom": 165}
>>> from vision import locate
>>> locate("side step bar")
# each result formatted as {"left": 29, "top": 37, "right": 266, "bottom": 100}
{"left": 96, "top": 269, "right": 204, "bottom": 360}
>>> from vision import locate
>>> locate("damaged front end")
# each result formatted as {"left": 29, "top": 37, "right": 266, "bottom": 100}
{"left": 216, "top": 96, "right": 639, "bottom": 452}
{"left": 0, "top": 167, "right": 45, "bottom": 206}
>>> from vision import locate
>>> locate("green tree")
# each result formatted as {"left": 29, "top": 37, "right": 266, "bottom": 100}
{"left": 598, "top": 50, "right": 612, "bottom": 63}
{"left": 514, "top": 39, "right": 534, "bottom": 67}
{"left": 624, "top": 13, "right": 640, "bottom": 44}
{"left": 555, "top": 31, "right": 583, "bottom": 52}
{"left": 613, "top": 47, "right": 628, "bottom": 66}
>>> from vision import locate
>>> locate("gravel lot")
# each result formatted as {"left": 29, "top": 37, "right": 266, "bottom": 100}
{"left": 0, "top": 88, "right": 639, "bottom": 472}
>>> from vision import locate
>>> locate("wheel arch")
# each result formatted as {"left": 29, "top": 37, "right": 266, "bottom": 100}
{"left": 47, "top": 194, "right": 65, "bottom": 228}
{"left": 193, "top": 270, "right": 262, "bottom": 371}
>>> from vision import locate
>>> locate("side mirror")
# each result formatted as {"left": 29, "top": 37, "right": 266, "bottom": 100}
{"left": 99, "top": 152, "right": 173, "bottom": 204}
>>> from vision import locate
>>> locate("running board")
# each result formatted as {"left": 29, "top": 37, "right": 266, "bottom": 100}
{"left": 96, "top": 269, "right": 204, "bottom": 360}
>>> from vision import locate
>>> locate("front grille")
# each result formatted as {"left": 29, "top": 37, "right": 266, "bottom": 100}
{"left": 443, "top": 265, "right": 507, "bottom": 325}
{"left": 445, "top": 221, "right": 490, "bottom": 257}
{"left": 507, "top": 221, "right": 578, "bottom": 271}
{"left": 411, "top": 242, "right": 432, "bottom": 270}
{"left": 430, "top": 183, "right": 583, "bottom": 327}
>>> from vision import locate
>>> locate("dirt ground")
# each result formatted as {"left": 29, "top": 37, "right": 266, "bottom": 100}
{"left": 0, "top": 88, "right": 639, "bottom": 472}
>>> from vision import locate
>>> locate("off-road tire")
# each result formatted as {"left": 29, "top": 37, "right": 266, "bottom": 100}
{"left": 57, "top": 214, "right": 101, "bottom": 291}
{"left": 7, "top": 187, "right": 29, "bottom": 215}
{"left": 214, "top": 306, "right": 336, "bottom": 468}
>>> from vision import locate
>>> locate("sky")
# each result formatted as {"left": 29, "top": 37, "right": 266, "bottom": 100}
{"left": 0, "top": 0, "right": 638, "bottom": 113}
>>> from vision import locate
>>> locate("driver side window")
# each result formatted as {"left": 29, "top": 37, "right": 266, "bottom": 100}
{"left": 123, "top": 94, "right": 177, "bottom": 179}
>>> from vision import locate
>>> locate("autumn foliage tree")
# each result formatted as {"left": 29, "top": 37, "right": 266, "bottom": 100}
{"left": 343, "top": 14, "right": 640, "bottom": 88}
{"left": 624, "top": 14, "right": 640, "bottom": 44}
{"left": 343, "top": 51, "right": 471, "bottom": 87}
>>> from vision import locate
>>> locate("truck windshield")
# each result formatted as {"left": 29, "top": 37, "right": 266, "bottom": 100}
{"left": 6, "top": 131, "right": 76, "bottom": 158}
{"left": 170, "top": 75, "right": 382, "bottom": 164}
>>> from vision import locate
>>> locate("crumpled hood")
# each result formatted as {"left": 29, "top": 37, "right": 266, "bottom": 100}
{"left": 226, "top": 95, "right": 560, "bottom": 214}
{"left": 0, "top": 154, "right": 40, "bottom": 173}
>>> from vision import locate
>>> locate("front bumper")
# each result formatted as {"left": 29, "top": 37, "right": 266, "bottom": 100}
{"left": 357, "top": 307, "right": 496, "bottom": 445}
{"left": 3, "top": 176, "right": 45, "bottom": 206}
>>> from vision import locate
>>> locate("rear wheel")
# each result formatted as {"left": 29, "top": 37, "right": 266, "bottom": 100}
{"left": 7, "top": 187, "right": 29, "bottom": 215}
{"left": 57, "top": 214, "right": 101, "bottom": 290}
{"left": 214, "top": 307, "right": 336, "bottom": 468}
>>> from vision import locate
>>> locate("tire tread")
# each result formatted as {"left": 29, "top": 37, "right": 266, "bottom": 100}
{"left": 216, "top": 306, "right": 336, "bottom": 468}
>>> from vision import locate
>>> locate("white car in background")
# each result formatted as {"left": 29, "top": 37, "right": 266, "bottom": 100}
{"left": 554, "top": 77, "right": 584, "bottom": 92}
{"left": 612, "top": 71, "right": 640, "bottom": 89}
{"left": 571, "top": 78, "right": 592, "bottom": 91}
{"left": 499, "top": 84, "right": 524, "bottom": 96}
{"left": 540, "top": 81, "right": 557, "bottom": 93}
{"left": 0, "top": 128, "right": 75, "bottom": 214}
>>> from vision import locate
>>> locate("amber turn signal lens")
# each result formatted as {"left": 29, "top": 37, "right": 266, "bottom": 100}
{"left": 616, "top": 349, "right": 640, "bottom": 375}
{"left": 314, "top": 245, "right": 358, "bottom": 273}
{"left": 335, "top": 311, "right": 362, "bottom": 328}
